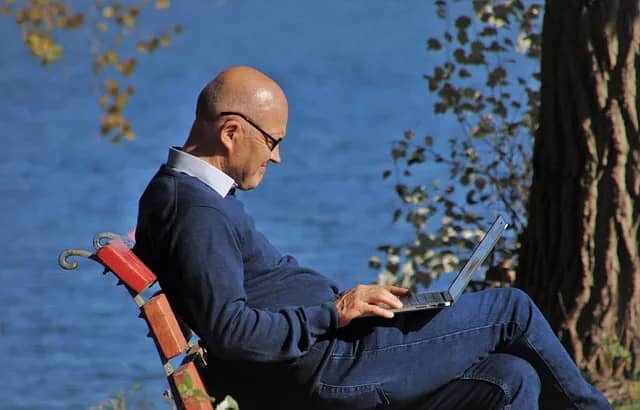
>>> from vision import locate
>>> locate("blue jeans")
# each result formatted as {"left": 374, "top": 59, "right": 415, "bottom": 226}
{"left": 310, "top": 288, "right": 610, "bottom": 409}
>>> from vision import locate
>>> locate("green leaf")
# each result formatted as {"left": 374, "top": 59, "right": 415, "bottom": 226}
{"left": 183, "top": 373, "right": 194, "bottom": 389}
{"left": 424, "top": 136, "right": 433, "bottom": 146}
{"left": 457, "top": 30, "right": 469, "bottom": 45}
{"left": 391, "top": 147, "right": 406, "bottom": 160}
{"left": 404, "top": 129, "right": 415, "bottom": 140}
{"left": 408, "top": 148, "right": 425, "bottom": 165}
{"left": 455, "top": 15, "right": 472, "bottom": 29}
{"left": 474, "top": 178, "right": 486, "bottom": 190}
{"left": 453, "top": 48, "right": 466, "bottom": 63}
{"left": 426, "top": 38, "right": 442, "bottom": 50}
{"left": 479, "top": 26, "right": 497, "bottom": 37}
{"left": 193, "top": 389, "right": 209, "bottom": 398}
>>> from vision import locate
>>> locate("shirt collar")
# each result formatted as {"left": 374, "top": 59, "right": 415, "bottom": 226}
{"left": 166, "top": 146, "right": 236, "bottom": 197}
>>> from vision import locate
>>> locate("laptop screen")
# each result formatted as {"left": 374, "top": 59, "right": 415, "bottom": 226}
{"left": 447, "top": 215, "right": 509, "bottom": 298}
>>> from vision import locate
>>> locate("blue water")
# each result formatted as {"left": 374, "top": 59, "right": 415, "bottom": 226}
{"left": 0, "top": 1, "right": 451, "bottom": 408}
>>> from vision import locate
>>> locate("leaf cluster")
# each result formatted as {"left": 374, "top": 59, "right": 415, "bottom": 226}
{"left": 2, "top": 0, "right": 182, "bottom": 142}
{"left": 91, "top": 0, "right": 182, "bottom": 141}
{"left": 373, "top": 0, "right": 542, "bottom": 290}
{"left": 2, "top": 0, "right": 84, "bottom": 65}
{"left": 177, "top": 373, "right": 214, "bottom": 405}
{"left": 176, "top": 373, "right": 240, "bottom": 410}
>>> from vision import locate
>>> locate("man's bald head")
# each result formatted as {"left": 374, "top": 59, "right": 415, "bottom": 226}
{"left": 183, "top": 66, "right": 288, "bottom": 190}
{"left": 195, "top": 66, "right": 288, "bottom": 124}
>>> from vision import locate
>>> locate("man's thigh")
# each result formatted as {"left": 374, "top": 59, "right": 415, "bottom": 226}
{"left": 317, "top": 288, "right": 533, "bottom": 406}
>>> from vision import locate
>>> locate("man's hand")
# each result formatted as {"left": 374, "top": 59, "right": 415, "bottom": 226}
{"left": 334, "top": 285, "right": 410, "bottom": 327}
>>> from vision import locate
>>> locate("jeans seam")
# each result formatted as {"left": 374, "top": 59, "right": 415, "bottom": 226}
{"left": 314, "top": 382, "right": 391, "bottom": 405}
{"left": 331, "top": 322, "right": 513, "bottom": 359}
{"left": 317, "top": 382, "right": 378, "bottom": 390}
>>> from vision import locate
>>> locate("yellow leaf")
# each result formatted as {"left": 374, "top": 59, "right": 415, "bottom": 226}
{"left": 70, "top": 14, "right": 85, "bottom": 28}
{"left": 115, "top": 93, "right": 128, "bottom": 110}
{"left": 27, "top": 5, "right": 42, "bottom": 22}
{"left": 147, "top": 37, "right": 159, "bottom": 52}
{"left": 97, "top": 21, "right": 108, "bottom": 32}
{"left": 15, "top": 9, "right": 26, "bottom": 24}
{"left": 99, "top": 94, "right": 110, "bottom": 108}
{"left": 43, "top": 43, "right": 62, "bottom": 65}
{"left": 156, "top": 0, "right": 169, "bottom": 9}
{"left": 116, "top": 58, "right": 136, "bottom": 76}
{"left": 93, "top": 56, "right": 106, "bottom": 72}
{"left": 135, "top": 41, "right": 148, "bottom": 52}
{"left": 105, "top": 50, "right": 117, "bottom": 63}
{"left": 104, "top": 80, "right": 119, "bottom": 94}
{"left": 119, "top": 13, "right": 136, "bottom": 28}
{"left": 160, "top": 33, "right": 170, "bottom": 47}
{"left": 101, "top": 113, "right": 120, "bottom": 129}
{"left": 122, "top": 121, "right": 134, "bottom": 140}
{"left": 103, "top": 6, "right": 114, "bottom": 18}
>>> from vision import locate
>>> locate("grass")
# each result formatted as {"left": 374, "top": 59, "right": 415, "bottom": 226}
{"left": 617, "top": 404, "right": 640, "bottom": 410}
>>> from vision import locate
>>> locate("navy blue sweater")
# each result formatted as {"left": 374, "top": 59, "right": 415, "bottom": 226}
{"left": 134, "top": 166, "right": 340, "bottom": 365}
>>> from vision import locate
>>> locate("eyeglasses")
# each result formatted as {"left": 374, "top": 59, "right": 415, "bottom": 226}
{"left": 219, "top": 111, "right": 282, "bottom": 151}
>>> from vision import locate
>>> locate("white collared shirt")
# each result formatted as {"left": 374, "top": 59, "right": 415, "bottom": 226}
{"left": 166, "top": 146, "right": 236, "bottom": 197}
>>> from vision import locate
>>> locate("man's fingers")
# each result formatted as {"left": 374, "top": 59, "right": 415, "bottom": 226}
{"left": 334, "top": 284, "right": 411, "bottom": 326}
{"left": 366, "top": 304, "right": 395, "bottom": 319}
{"left": 384, "top": 285, "right": 411, "bottom": 295}
{"left": 366, "top": 287, "right": 407, "bottom": 309}
{"left": 369, "top": 292, "right": 403, "bottom": 309}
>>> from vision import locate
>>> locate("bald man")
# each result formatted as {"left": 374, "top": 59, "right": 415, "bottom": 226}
{"left": 134, "top": 67, "right": 610, "bottom": 409}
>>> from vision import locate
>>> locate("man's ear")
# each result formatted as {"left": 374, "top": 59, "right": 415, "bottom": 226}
{"left": 219, "top": 119, "right": 241, "bottom": 152}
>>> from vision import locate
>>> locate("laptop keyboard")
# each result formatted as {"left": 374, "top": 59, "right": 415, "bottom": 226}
{"left": 401, "top": 292, "right": 449, "bottom": 306}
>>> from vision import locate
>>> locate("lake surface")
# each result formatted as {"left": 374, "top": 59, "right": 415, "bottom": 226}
{"left": 0, "top": 1, "right": 455, "bottom": 408}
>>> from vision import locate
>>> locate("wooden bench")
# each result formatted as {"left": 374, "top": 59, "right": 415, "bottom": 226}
{"left": 59, "top": 232, "right": 222, "bottom": 410}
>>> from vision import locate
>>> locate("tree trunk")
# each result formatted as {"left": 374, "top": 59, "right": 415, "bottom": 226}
{"left": 518, "top": 0, "right": 640, "bottom": 381}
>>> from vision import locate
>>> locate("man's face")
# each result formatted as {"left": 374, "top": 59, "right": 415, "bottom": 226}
{"left": 227, "top": 107, "right": 287, "bottom": 190}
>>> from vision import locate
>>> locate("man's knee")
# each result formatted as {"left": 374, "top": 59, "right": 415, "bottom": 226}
{"left": 491, "top": 287, "right": 536, "bottom": 321}
{"left": 462, "top": 353, "right": 541, "bottom": 405}
{"left": 493, "top": 287, "right": 532, "bottom": 306}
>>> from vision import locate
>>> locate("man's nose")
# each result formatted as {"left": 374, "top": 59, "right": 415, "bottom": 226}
{"left": 270, "top": 145, "right": 281, "bottom": 163}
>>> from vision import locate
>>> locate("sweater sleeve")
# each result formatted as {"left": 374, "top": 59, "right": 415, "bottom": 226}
{"left": 172, "top": 204, "right": 338, "bottom": 363}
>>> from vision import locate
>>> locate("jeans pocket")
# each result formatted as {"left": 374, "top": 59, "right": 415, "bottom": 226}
{"left": 313, "top": 382, "right": 390, "bottom": 409}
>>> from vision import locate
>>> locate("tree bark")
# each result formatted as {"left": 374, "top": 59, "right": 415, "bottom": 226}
{"left": 518, "top": 0, "right": 640, "bottom": 381}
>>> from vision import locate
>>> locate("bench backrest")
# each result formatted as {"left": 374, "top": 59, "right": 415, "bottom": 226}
{"left": 61, "top": 236, "right": 214, "bottom": 410}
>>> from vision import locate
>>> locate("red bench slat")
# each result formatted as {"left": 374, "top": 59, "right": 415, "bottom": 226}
{"left": 95, "top": 238, "right": 157, "bottom": 294}
{"left": 172, "top": 361, "right": 215, "bottom": 410}
{"left": 142, "top": 292, "right": 189, "bottom": 360}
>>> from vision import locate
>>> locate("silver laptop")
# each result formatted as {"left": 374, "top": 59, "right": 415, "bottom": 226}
{"left": 392, "top": 215, "right": 508, "bottom": 314}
